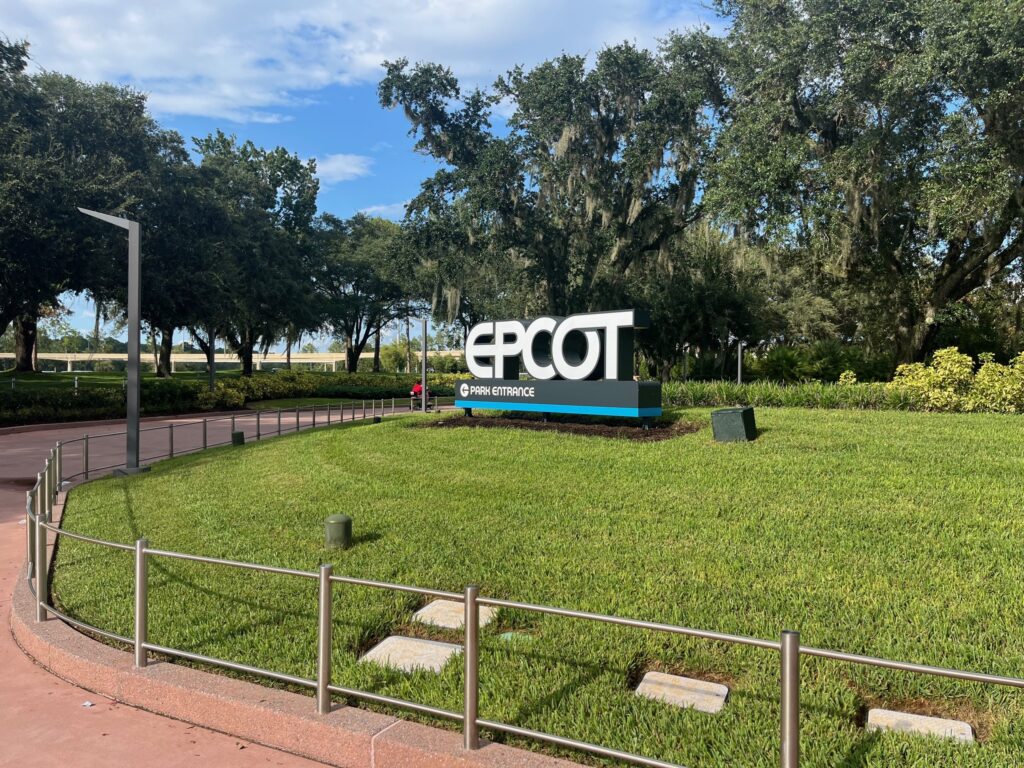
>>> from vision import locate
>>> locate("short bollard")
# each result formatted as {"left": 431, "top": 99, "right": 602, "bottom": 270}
{"left": 325, "top": 514, "right": 352, "bottom": 550}
{"left": 231, "top": 430, "right": 245, "bottom": 446}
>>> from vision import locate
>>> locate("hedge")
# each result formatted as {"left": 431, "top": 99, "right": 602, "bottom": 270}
{"left": 0, "top": 370, "right": 470, "bottom": 427}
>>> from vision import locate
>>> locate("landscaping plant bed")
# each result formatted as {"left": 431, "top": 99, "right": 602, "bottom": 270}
{"left": 423, "top": 412, "right": 700, "bottom": 441}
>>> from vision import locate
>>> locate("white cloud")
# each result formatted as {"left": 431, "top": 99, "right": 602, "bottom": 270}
{"left": 358, "top": 200, "right": 410, "bottom": 220}
{"left": 315, "top": 153, "right": 374, "bottom": 185}
{"left": 6, "top": 1, "right": 712, "bottom": 122}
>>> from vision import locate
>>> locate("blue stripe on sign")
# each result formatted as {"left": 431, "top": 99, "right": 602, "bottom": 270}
{"left": 454, "top": 400, "right": 662, "bottom": 418}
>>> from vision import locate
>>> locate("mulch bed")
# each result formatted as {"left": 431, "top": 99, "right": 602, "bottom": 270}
{"left": 420, "top": 413, "right": 701, "bottom": 442}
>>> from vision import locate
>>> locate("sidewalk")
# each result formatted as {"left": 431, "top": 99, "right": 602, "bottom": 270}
{"left": 0, "top": 412, "right": 354, "bottom": 768}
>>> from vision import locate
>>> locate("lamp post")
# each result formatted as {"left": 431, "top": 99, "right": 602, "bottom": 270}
{"left": 421, "top": 317, "right": 428, "bottom": 413}
{"left": 78, "top": 208, "right": 146, "bottom": 474}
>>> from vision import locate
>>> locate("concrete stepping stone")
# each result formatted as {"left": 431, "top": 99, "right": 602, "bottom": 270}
{"left": 635, "top": 671, "right": 729, "bottom": 714}
{"left": 412, "top": 599, "right": 497, "bottom": 630}
{"left": 360, "top": 636, "right": 461, "bottom": 673}
{"left": 866, "top": 709, "right": 974, "bottom": 743}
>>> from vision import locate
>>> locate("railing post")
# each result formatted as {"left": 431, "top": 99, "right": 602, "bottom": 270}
{"left": 45, "top": 459, "right": 53, "bottom": 521}
{"left": 317, "top": 563, "right": 333, "bottom": 715}
{"left": 135, "top": 539, "right": 149, "bottom": 668}
{"left": 34, "top": 508, "right": 47, "bottom": 621}
{"left": 202, "top": 418, "right": 208, "bottom": 450}
{"left": 277, "top": 407, "right": 282, "bottom": 436}
{"left": 256, "top": 410, "right": 261, "bottom": 441}
{"left": 464, "top": 584, "right": 480, "bottom": 750}
{"left": 83, "top": 433, "right": 90, "bottom": 479}
{"left": 56, "top": 442, "right": 63, "bottom": 489}
{"left": 362, "top": 400, "right": 366, "bottom": 420}
{"left": 296, "top": 406, "right": 300, "bottom": 432}
{"left": 780, "top": 630, "right": 800, "bottom": 768}
{"left": 231, "top": 414, "right": 236, "bottom": 434}
{"left": 327, "top": 403, "right": 332, "bottom": 425}
{"left": 391, "top": 396, "right": 395, "bottom": 415}
{"left": 169, "top": 423, "right": 174, "bottom": 458}
{"left": 26, "top": 489, "right": 35, "bottom": 581}
{"left": 313, "top": 404, "right": 317, "bottom": 428}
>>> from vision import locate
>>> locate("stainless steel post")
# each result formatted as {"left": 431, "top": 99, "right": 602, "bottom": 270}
{"left": 738, "top": 341, "right": 744, "bottom": 385}
{"left": 313, "top": 404, "right": 317, "bottom": 428}
{"left": 169, "top": 424, "right": 174, "bottom": 458}
{"left": 464, "top": 584, "right": 480, "bottom": 749}
{"left": 126, "top": 220, "right": 141, "bottom": 471}
{"left": 202, "top": 418, "right": 208, "bottom": 449}
{"left": 316, "top": 563, "right": 333, "bottom": 715}
{"left": 277, "top": 408, "right": 282, "bottom": 435}
{"left": 391, "top": 397, "right": 395, "bottom": 415}
{"left": 327, "top": 403, "right": 332, "bottom": 425}
{"left": 421, "top": 317, "right": 428, "bottom": 413}
{"left": 26, "top": 490, "right": 35, "bottom": 580}
{"left": 296, "top": 406, "right": 300, "bottom": 431}
{"left": 34, "top": 510, "right": 47, "bottom": 621}
{"left": 135, "top": 539, "right": 149, "bottom": 667}
{"left": 781, "top": 630, "right": 800, "bottom": 768}
{"left": 256, "top": 410, "right": 261, "bottom": 440}
{"left": 56, "top": 442, "right": 63, "bottom": 488}
{"left": 231, "top": 414, "right": 236, "bottom": 434}
{"left": 362, "top": 400, "right": 366, "bottom": 420}
{"left": 83, "top": 434, "right": 90, "bottom": 479}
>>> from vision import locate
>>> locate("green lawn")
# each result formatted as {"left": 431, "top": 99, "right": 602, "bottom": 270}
{"left": 52, "top": 409, "right": 1024, "bottom": 767}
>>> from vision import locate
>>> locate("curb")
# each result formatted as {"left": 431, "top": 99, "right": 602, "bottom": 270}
{"left": 10, "top": 575, "right": 578, "bottom": 768}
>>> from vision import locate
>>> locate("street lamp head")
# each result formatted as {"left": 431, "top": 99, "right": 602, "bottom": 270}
{"left": 78, "top": 207, "right": 134, "bottom": 230}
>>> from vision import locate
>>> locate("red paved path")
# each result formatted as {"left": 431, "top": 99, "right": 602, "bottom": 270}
{"left": 0, "top": 407, "right": 409, "bottom": 768}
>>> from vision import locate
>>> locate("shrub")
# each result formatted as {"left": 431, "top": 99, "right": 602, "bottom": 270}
{"left": 886, "top": 347, "right": 1024, "bottom": 413}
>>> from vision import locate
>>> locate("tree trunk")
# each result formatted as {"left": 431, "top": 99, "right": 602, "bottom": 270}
{"left": 237, "top": 326, "right": 256, "bottom": 376}
{"left": 156, "top": 327, "right": 174, "bottom": 377}
{"left": 894, "top": 302, "right": 938, "bottom": 364}
{"left": 285, "top": 338, "right": 292, "bottom": 369}
{"left": 373, "top": 324, "right": 382, "bottom": 372}
{"left": 14, "top": 314, "right": 37, "bottom": 372}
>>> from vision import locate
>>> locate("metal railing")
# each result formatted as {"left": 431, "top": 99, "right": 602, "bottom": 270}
{"left": 23, "top": 409, "right": 1024, "bottom": 768}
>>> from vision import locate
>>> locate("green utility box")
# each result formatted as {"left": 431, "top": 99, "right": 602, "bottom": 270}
{"left": 231, "top": 430, "right": 245, "bottom": 446}
{"left": 711, "top": 407, "right": 757, "bottom": 442}
{"left": 325, "top": 514, "right": 353, "bottom": 550}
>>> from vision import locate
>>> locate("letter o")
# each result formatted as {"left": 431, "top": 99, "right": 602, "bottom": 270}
{"left": 552, "top": 318, "right": 601, "bottom": 380}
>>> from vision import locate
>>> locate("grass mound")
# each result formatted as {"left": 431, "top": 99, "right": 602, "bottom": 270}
{"left": 52, "top": 409, "right": 1024, "bottom": 767}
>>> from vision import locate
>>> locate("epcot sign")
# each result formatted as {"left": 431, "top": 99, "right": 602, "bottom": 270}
{"left": 455, "top": 310, "right": 662, "bottom": 419}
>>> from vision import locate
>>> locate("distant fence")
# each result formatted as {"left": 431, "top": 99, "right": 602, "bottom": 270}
{"left": 22, "top": 405, "right": 1024, "bottom": 768}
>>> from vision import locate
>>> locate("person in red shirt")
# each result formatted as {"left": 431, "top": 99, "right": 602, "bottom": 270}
{"left": 411, "top": 381, "right": 429, "bottom": 409}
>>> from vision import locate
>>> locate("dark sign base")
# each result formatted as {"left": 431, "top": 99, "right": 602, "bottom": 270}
{"left": 455, "top": 379, "right": 662, "bottom": 419}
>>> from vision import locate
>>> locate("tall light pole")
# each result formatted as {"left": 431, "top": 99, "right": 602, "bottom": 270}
{"left": 421, "top": 317, "right": 428, "bottom": 413}
{"left": 79, "top": 208, "right": 145, "bottom": 474}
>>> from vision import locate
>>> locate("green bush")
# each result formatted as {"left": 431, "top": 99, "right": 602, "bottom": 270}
{"left": 0, "top": 370, "right": 472, "bottom": 426}
{"left": 888, "top": 348, "right": 1024, "bottom": 413}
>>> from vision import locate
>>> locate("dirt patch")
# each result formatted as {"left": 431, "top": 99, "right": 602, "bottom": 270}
{"left": 419, "top": 413, "right": 700, "bottom": 442}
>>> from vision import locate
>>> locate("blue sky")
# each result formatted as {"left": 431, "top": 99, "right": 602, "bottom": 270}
{"left": 7, "top": 0, "right": 716, "bottom": 339}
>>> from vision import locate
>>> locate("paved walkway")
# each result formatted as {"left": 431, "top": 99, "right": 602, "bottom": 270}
{"left": 0, "top": 407, "right": 414, "bottom": 768}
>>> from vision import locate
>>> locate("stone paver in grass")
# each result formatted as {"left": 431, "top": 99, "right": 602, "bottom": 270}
{"left": 635, "top": 672, "right": 729, "bottom": 714}
{"left": 412, "top": 599, "right": 498, "bottom": 630}
{"left": 359, "top": 636, "right": 462, "bottom": 673}
{"left": 866, "top": 709, "right": 974, "bottom": 743}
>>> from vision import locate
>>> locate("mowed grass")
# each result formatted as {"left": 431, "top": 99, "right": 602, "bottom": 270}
{"left": 52, "top": 409, "right": 1024, "bottom": 767}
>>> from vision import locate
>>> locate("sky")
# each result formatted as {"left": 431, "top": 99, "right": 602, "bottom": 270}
{"left": 6, "top": 0, "right": 716, "bottom": 340}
